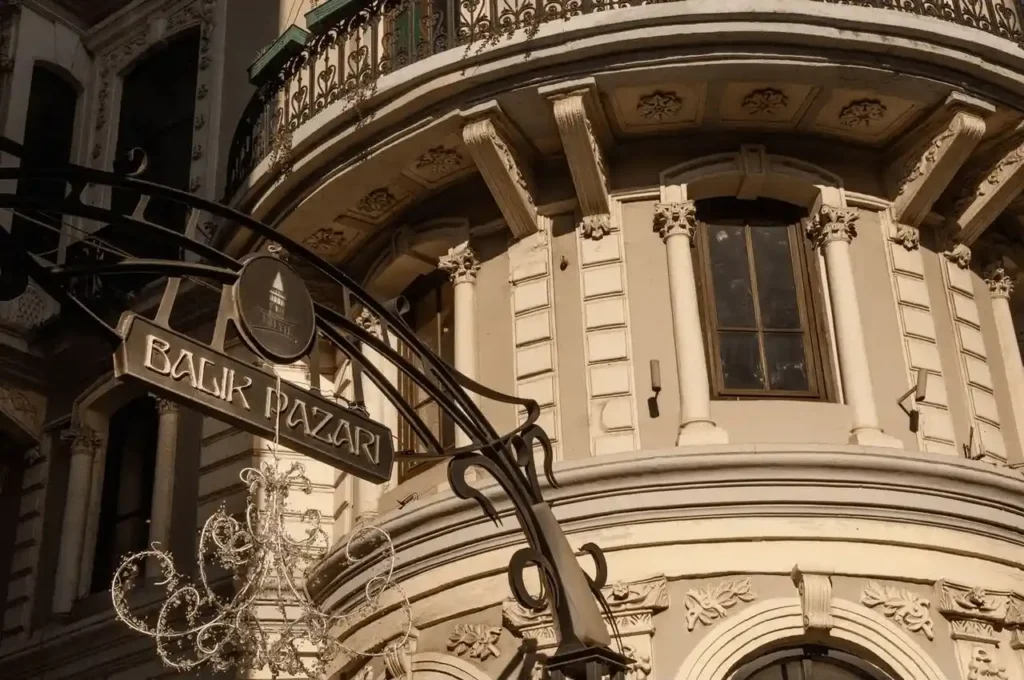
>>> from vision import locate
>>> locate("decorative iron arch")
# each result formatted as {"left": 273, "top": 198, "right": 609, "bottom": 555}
{"left": 0, "top": 136, "right": 629, "bottom": 678}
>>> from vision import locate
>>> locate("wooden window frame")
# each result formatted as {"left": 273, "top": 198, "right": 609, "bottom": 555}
{"left": 694, "top": 215, "right": 835, "bottom": 401}
{"left": 395, "top": 271, "right": 455, "bottom": 484}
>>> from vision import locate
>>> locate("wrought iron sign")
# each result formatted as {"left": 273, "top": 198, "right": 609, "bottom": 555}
{"left": 0, "top": 135, "right": 632, "bottom": 679}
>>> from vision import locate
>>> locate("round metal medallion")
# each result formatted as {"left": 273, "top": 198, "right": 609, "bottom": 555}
{"left": 233, "top": 255, "right": 316, "bottom": 364}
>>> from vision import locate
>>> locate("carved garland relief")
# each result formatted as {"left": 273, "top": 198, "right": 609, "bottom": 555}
{"left": 683, "top": 578, "right": 755, "bottom": 631}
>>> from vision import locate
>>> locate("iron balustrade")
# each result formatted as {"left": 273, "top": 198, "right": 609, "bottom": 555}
{"left": 223, "top": 0, "right": 1024, "bottom": 199}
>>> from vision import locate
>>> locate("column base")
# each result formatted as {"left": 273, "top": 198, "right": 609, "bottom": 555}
{"left": 849, "top": 428, "right": 904, "bottom": 449}
{"left": 676, "top": 421, "right": 729, "bottom": 446}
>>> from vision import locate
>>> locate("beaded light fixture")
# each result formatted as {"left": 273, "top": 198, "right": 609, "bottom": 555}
{"left": 110, "top": 379, "right": 413, "bottom": 678}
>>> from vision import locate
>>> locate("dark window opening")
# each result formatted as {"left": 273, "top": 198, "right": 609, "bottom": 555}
{"left": 395, "top": 269, "right": 455, "bottom": 483}
{"left": 91, "top": 397, "right": 159, "bottom": 593}
{"left": 694, "top": 197, "right": 833, "bottom": 401}
{"left": 10, "top": 65, "right": 79, "bottom": 259}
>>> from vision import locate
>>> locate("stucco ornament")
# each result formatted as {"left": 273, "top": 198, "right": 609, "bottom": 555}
{"left": 303, "top": 227, "right": 348, "bottom": 257}
{"left": 806, "top": 206, "right": 858, "bottom": 250}
{"left": 791, "top": 565, "right": 833, "bottom": 632}
{"left": 839, "top": 99, "right": 887, "bottom": 128}
{"left": 416, "top": 146, "right": 464, "bottom": 178}
{"left": 653, "top": 201, "right": 697, "bottom": 241}
{"left": 357, "top": 188, "right": 399, "bottom": 216}
{"left": 446, "top": 623, "right": 502, "bottom": 660}
{"left": 860, "top": 581, "right": 935, "bottom": 640}
{"left": 637, "top": 91, "right": 683, "bottom": 122}
{"left": 742, "top": 88, "right": 788, "bottom": 116}
{"left": 579, "top": 214, "right": 612, "bottom": 240}
{"left": 621, "top": 644, "right": 652, "bottom": 679}
{"left": 984, "top": 265, "right": 1015, "bottom": 299}
{"left": 439, "top": 243, "right": 481, "bottom": 284}
{"left": 937, "top": 580, "right": 1010, "bottom": 646}
{"left": 967, "top": 646, "right": 1008, "bottom": 680}
{"left": 898, "top": 128, "right": 955, "bottom": 196}
{"left": 892, "top": 223, "right": 921, "bottom": 251}
{"left": 683, "top": 578, "right": 756, "bottom": 631}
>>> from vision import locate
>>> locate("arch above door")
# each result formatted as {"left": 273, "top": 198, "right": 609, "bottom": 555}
{"left": 672, "top": 597, "right": 951, "bottom": 680}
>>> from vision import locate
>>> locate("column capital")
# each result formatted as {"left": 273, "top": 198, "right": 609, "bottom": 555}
{"left": 653, "top": 201, "right": 697, "bottom": 242}
{"left": 154, "top": 397, "right": 178, "bottom": 415}
{"left": 438, "top": 242, "right": 480, "bottom": 284}
{"left": 64, "top": 422, "right": 103, "bottom": 457}
{"left": 984, "top": 264, "right": 1016, "bottom": 299}
{"left": 807, "top": 206, "right": 858, "bottom": 249}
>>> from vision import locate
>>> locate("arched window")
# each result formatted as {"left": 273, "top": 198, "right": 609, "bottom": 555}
{"left": 395, "top": 269, "right": 455, "bottom": 483}
{"left": 11, "top": 64, "right": 79, "bottom": 257}
{"left": 732, "top": 647, "right": 896, "bottom": 680}
{"left": 90, "top": 397, "right": 159, "bottom": 592}
{"left": 694, "top": 198, "right": 834, "bottom": 400}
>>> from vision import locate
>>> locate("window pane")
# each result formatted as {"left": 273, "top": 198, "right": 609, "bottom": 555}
{"left": 764, "top": 333, "right": 810, "bottom": 391}
{"left": 708, "top": 225, "right": 756, "bottom": 327}
{"left": 750, "top": 226, "right": 801, "bottom": 329}
{"left": 719, "top": 332, "right": 765, "bottom": 390}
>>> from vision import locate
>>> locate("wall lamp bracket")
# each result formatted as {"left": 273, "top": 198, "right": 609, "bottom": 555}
{"left": 897, "top": 367, "right": 928, "bottom": 434}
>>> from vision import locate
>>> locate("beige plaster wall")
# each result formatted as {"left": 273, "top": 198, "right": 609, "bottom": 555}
{"left": 474, "top": 232, "right": 517, "bottom": 436}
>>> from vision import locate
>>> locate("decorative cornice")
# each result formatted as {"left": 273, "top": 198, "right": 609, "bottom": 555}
{"left": 791, "top": 565, "right": 833, "bottom": 632}
{"left": 549, "top": 91, "right": 609, "bottom": 217}
{"left": 807, "top": 206, "right": 858, "bottom": 249}
{"left": 438, "top": 242, "right": 480, "bottom": 285}
{"left": 579, "top": 214, "right": 611, "bottom": 241}
{"left": 860, "top": 581, "right": 934, "bottom": 640}
{"left": 462, "top": 117, "right": 536, "bottom": 239}
{"left": 503, "top": 575, "right": 668, "bottom": 645}
{"left": 446, "top": 624, "right": 501, "bottom": 661}
{"left": 653, "top": 201, "right": 697, "bottom": 242}
{"left": 983, "top": 265, "right": 1015, "bottom": 299}
{"left": 684, "top": 578, "right": 755, "bottom": 631}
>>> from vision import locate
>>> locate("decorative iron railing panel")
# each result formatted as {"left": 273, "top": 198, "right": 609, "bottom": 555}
{"left": 224, "top": 0, "right": 1024, "bottom": 197}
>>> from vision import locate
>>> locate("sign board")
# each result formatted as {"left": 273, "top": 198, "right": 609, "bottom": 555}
{"left": 233, "top": 255, "right": 317, "bottom": 364}
{"left": 113, "top": 313, "right": 394, "bottom": 484}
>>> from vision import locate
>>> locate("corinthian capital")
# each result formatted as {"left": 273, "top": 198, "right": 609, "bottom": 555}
{"left": 65, "top": 423, "right": 104, "bottom": 457}
{"left": 438, "top": 242, "right": 480, "bottom": 284}
{"left": 807, "top": 206, "right": 858, "bottom": 250}
{"left": 984, "top": 264, "right": 1016, "bottom": 299}
{"left": 653, "top": 201, "right": 697, "bottom": 242}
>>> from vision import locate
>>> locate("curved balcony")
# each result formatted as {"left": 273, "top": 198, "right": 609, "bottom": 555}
{"left": 224, "top": 0, "right": 1024, "bottom": 200}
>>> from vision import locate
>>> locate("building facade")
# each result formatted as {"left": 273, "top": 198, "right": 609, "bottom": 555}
{"left": 2, "top": 0, "right": 1024, "bottom": 678}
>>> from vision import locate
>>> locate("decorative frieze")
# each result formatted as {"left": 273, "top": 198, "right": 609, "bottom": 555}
{"left": 652, "top": 201, "right": 696, "bottom": 242}
{"left": 860, "top": 581, "right": 935, "bottom": 640}
{"left": 791, "top": 565, "right": 833, "bottom": 632}
{"left": 505, "top": 577, "right": 671, "bottom": 647}
{"left": 683, "top": 578, "right": 755, "bottom": 631}
{"left": 463, "top": 116, "right": 537, "bottom": 239}
{"left": 447, "top": 624, "right": 501, "bottom": 661}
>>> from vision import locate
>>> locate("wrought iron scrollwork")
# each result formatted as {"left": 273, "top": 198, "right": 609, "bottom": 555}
{"left": 0, "top": 135, "right": 630, "bottom": 676}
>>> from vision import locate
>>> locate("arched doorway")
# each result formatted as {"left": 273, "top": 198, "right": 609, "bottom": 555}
{"left": 732, "top": 646, "right": 897, "bottom": 680}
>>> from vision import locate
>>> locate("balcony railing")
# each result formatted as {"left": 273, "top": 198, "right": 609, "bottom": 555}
{"left": 225, "top": 0, "right": 1024, "bottom": 199}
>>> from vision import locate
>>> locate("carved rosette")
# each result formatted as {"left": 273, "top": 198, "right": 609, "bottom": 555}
{"left": 684, "top": 578, "right": 756, "bottom": 631}
{"left": 579, "top": 214, "right": 611, "bottom": 241}
{"left": 860, "top": 581, "right": 935, "bottom": 640}
{"left": 984, "top": 265, "right": 1015, "bottom": 299}
{"left": 653, "top": 201, "right": 697, "bottom": 242}
{"left": 792, "top": 565, "right": 833, "bottom": 632}
{"left": 504, "top": 574, "right": 668, "bottom": 674}
{"left": 807, "top": 206, "right": 858, "bottom": 250}
{"left": 637, "top": 91, "right": 683, "bottom": 122}
{"left": 438, "top": 243, "right": 480, "bottom": 285}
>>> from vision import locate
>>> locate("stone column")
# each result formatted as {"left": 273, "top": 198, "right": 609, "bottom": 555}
{"left": 53, "top": 423, "right": 104, "bottom": 614}
{"left": 984, "top": 264, "right": 1024, "bottom": 448}
{"left": 147, "top": 398, "right": 179, "bottom": 576}
{"left": 807, "top": 206, "right": 902, "bottom": 448}
{"left": 353, "top": 311, "right": 394, "bottom": 522}
{"left": 439, "top": 242, "right": 481, "bottom": 449}
{"left": 653, "top": 202, "right": 728, "bottom": 446}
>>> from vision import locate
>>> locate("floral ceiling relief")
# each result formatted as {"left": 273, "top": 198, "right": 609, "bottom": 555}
{"left": 414, "top": 146, "right": 465, "bottom": 180}
{"left": 838, "top": 99, "right": 887, "bottom": 128}
{"left": 637, "top": 91, "right": 684, "bottom": 122}
{"left": 742, "top": 88, "right": 788, "bottom": 116}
